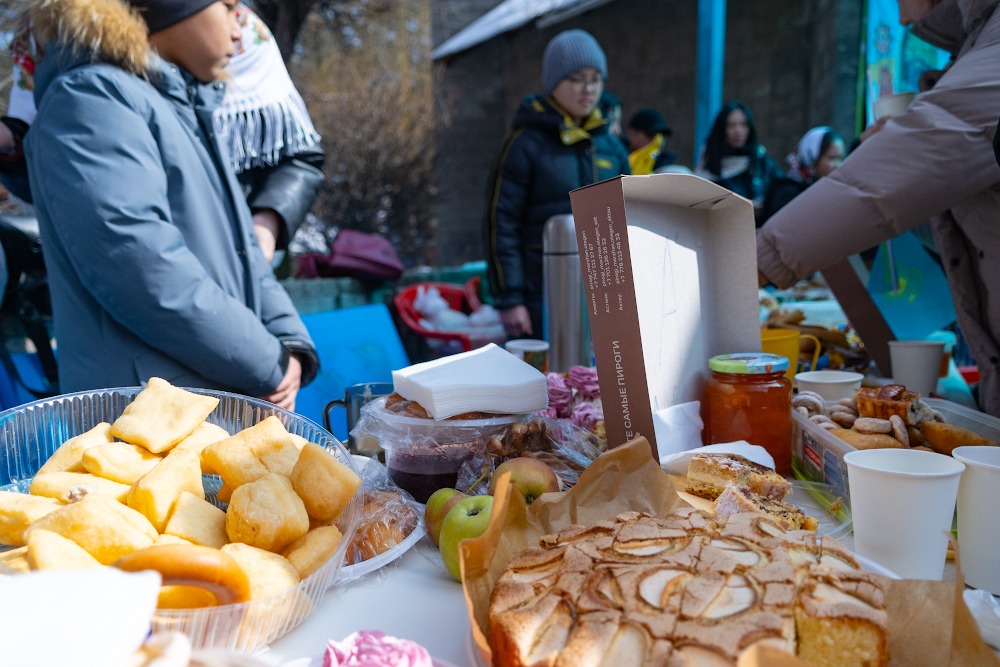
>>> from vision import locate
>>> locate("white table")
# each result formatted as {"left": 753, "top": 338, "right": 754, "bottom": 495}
{"left": 260, "top": 539, "right": 476, "bottom": 667}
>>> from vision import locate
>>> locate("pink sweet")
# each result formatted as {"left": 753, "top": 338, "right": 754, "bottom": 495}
{"left": 324, "top": 630, "right": 434, "bottom": 667}
{"left": 545, "top": 372, "right": 573, "bottom": 414}
{"left": 570, "top": 401, "right": 603, "bottom": 431}
{"left": 535, "top": 405, "right": 558, "bottom": 419}
{"left": 566, "top": 365, "right": 601, "bottom": 399}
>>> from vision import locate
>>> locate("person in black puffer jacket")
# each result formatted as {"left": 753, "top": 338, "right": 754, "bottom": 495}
{"left": 695, "top": 101, "right": 784, "bottom": 226}
{"left": 483, "top": 29, "right": 630, "bottom": 340}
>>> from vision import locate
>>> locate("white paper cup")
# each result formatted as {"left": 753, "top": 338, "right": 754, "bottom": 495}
{"left": 504, "top": 339, "right": 549, "bottom": 373}
{"left": 794, "top": 370, "right": 864, "bottom": 401}
{"left": 952, "top": 446, "right": 1000, "bottom": 594}
{"left": 845, "top": 448, "right": 964, "bottom": 580}
{"left": 889, "top": 340, "right": 945, "bottom": 396}
{"left": 874, "top": 92, "right": 916, "bottom": 119}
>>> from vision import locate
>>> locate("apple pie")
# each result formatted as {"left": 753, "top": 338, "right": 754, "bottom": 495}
{"left": 489, "top": 508, "right": 888, "bottom": 666}
{"left": 685, "top": 453, "right": 791, "bottom": 501}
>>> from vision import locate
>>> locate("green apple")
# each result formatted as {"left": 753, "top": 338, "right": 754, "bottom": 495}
{"left": 423, "top": 487, "right": 466, "bottom": 547}
{"left": 438, "top": 494, "right": 493, "bottom": 581}
{"left": 488, "top": 456, "right": 559, "bottom": 504}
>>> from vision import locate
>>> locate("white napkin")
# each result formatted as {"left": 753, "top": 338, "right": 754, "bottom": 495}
{"left": 963, "top": 589, "right": 1000, "bottom": 650}
{"left": 0, "top": 568, "right": 161, "bottom": 667}
{"left": 391, "top": 343, "right": 548, "bottom": 419}
{"left": 659, "top": 441, "right": 777, "bottom": 476}
{"left": 652, "top": 401, "right": 704, "bottom": 457}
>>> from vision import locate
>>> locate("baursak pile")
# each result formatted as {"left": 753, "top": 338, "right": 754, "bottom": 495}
{"left": 489, "top": 508, "right": 887, "bottom": 667}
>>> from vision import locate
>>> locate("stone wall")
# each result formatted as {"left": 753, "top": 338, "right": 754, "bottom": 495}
{"left": 431, "top": 0, "right": 862, "bottom": 265}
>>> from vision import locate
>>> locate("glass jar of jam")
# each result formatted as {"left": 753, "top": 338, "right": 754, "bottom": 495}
{"left": 701, "top": 353, "right": 793, "bottom": 475}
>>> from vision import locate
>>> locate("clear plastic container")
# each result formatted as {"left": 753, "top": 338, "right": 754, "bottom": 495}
{"left": 791, "top": 397, "right": 1000, "bottom": 500}
{"left": 352, "top": 396, "right": 518, "bottom": 502}
{"left": 0, "top": 386, "right": 362, "bottom": 652}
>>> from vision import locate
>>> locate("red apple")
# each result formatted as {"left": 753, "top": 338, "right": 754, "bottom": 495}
{"left": 438, "top": 494, "right": 493, "bottom": 581}
{"left": 488, "top": 457, "right": 559, "bottom": 504}
{"left": 423, "top": 487, "right": 466, "bottom": 547}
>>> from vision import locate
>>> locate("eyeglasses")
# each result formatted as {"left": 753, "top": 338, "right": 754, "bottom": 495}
{"left": 565, "top": 74, "right": 604, "bottom": 90}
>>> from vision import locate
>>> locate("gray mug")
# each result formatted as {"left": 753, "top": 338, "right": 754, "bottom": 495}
{"left": 323, "top": 382, "right": 394, "bottom": 452}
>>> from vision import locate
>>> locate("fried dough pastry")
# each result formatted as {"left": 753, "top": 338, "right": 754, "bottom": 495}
{"left": 919, "top": 420, "right": 998, "bottom": 456}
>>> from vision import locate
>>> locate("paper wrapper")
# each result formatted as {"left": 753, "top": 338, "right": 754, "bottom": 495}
{"left": 459, "top": 437, "right": 1000, "bottom": 666}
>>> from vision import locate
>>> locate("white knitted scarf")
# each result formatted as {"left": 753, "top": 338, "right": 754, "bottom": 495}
{"left": 213, "top": 7, "right": 321, "bottom": 174}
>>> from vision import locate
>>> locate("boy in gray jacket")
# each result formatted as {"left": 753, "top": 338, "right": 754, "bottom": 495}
{"left": 25, "top": 0, "right": 317, "bottom": 409}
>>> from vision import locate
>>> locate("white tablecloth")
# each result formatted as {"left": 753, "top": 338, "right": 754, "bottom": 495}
{"left": 258, "top": 512, "right": 996, "bottom": 667}
{"left": 260, "top": 539, "right": 476, "bottom": 667}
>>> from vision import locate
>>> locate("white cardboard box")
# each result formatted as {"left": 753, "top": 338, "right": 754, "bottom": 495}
{"left": 569, "top": 174, "right": 762, "bottom": 457}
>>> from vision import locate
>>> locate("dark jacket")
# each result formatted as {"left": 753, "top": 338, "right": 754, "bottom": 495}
{"left": 26, "top": 0, "right": 317, "bottom": 395}
{"left": 697, "top": 144, "right": 784, "bottom": 221}
{"left": 0, "top": 117, "right": 31, "bottom": 203}
{"left": 238, "top": 146, "right": 325, "bottom": 249}
{"left": 761, "top": 177, "right": 809, "bottom": 226}
{"left": 484, "top": 95, "right": 630, "bottom": 330}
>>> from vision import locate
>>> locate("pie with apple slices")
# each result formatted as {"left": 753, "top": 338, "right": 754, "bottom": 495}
{"left": 488, "top": 508, "right": 887, "bottom": 666}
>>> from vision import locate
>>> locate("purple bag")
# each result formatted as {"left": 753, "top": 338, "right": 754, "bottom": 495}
{"left": 297, "top": 230, "right": 404, "bottom": 282}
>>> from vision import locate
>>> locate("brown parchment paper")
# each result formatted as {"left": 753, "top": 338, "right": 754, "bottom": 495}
{"left": 458, "top": 437, "right": 1000, "bottom": 666}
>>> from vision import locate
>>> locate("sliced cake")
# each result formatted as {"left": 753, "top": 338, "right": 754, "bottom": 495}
{"left": 686, "top": 453, "right": 791, "bottom": 501}
{"left": 712, "top": 483, "right": 819, "bottom": 531}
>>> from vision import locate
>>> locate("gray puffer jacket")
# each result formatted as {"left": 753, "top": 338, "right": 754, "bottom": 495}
{"left": 26, "top": 0, "right": 316, "bottom": 395}
{"left": 757, "top": 0, "right": 1000, "bottom": 417}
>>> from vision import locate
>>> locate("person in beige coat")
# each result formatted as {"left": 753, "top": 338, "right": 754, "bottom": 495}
{"left": 757, "top": 0, "right": 1000, "bottom": 417}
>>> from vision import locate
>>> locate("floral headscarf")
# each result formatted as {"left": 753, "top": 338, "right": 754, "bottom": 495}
{"left": 7, "top": 22, "right": 37, "bottom": 123}
{"left": 213, "top": 6, "right": 321, "bottom": 174}
{"left": 786, "top": 126, "right": 834, "bottom": 183}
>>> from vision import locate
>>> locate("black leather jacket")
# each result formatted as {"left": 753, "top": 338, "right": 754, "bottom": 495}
{"left": 483, "top": 95, "right": 630, "bottom": 329}
{"left": 238, "top": 145, "right": 325, "bottom": 250}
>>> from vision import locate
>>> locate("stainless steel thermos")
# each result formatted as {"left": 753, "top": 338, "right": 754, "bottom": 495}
{"left": 543, "top": 214, "right": 592, "bottom": 371}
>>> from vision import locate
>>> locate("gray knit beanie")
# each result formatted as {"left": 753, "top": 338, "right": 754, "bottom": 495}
{"left": 541, "top": 29, "right": 607, "bottom": 95}
{"left": 127, "top": 0, "right": 218, "bottom": 34}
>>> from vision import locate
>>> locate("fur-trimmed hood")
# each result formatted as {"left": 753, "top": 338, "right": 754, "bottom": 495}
{"left": 29, "top": 0, "right": 151, "bottom": 75}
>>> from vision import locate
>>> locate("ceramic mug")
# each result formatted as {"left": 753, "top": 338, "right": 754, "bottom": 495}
{"left": 323, "top": 382, "right": 394, "bottom": 453}
{"left": 760, "top": 328, "right": 821, "bottom": 381}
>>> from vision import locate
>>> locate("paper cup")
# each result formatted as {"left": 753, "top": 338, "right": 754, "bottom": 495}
{"left": 874, "top": 92, "right": 916, "bottom": 119}
{"left": 794, "top": 370, "right": 864, "bottom": 401}
{"left": 889, "top": 340, "right": 945, "bottom": 396}
{"left": 952, "top": 446, "right": 1000, "bottom": 595}
{"left": 504, "top": 339, "right": 549, "bottom": 373}
{"left": 845, "top": 448, "right": 964, "bottom": 580}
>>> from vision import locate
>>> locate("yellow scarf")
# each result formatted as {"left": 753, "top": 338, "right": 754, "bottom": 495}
{"left": 628, "top": 134, "right": 666, "bottom": 175}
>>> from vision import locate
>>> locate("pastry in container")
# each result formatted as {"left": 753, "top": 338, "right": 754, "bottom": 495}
{"left": 0, "top": 386, "right": 363, "bottom": 652}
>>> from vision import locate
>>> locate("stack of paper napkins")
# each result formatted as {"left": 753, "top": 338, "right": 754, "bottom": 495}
{"left": 0, "top": 568, "right": 161, "bottom": 667}
{"left": 392, "top": 343, "right": 549, "bottom": 419}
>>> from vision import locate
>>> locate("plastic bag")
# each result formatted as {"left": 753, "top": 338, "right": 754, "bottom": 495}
{"left": 339, "top": 456, "right": 422, "bottom": 581}
{"left": 456, "top": 415, "right": 607, "bottom": 495}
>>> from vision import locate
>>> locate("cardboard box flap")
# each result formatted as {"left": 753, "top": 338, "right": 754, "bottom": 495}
{"left": 620, "top": 172, "right": 753, "bottom": 211}
{"left": 570, "top": 174, "right": 761, "bottom": 456}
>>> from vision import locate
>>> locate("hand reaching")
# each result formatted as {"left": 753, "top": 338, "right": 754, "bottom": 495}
{"left": 500, "top": 305, "right": 533, "bottom": 338}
